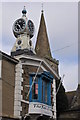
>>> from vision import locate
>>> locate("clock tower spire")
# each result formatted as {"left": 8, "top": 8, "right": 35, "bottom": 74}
{"left": 11, "top": 7, "right": 35, "bottom": 57}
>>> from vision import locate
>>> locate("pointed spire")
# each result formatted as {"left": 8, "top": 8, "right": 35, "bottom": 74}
{"left": 35, "top": 11, "right": 52, "bottom": 58}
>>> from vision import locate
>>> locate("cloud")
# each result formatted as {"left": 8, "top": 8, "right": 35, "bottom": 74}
{"left": 44, "top": 2, "right": 78, "bottom": 60}
{"left": 0, "top": 3, "right": 2, "bottom": 50}
{"left": 1, "top": 0, "right": 79, "bottom": 2}
{"left": 59, "top": 62, "right": 78, "bottom": 91}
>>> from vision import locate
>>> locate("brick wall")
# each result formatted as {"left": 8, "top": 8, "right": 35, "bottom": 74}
{"left": 21, "top": 65, "right": 43, "bottom": 117}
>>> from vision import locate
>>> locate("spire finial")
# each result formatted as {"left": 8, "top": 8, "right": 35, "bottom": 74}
{"left": 22, "top": 6, "right": 27, "bottom": 16}
{"left": 41, "top": 2, "right": 44, "bottom": 13}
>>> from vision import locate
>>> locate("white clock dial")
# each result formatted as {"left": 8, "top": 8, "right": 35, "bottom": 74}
{"left": 27, "top": 20, "right": 34, "bottom": 38}
{"left": 13, "top": 18, "right": 26, "bottom": 33}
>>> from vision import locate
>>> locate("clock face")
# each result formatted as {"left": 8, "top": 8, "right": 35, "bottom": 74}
{"left": 13, "top": 18, "right": 26, "bottom": 33}
{"left": 27, "top": 20, "right": 34, "bottom": 37}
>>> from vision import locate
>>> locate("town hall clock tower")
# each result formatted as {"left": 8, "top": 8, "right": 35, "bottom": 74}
{"left": 11, "top": 6, "right": 35, "bottom": 56}
{"left": 10, "top": 6, "right": 59, "bottom": 120}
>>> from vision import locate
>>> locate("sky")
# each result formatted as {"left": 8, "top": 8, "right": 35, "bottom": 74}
{"left": 0, "top": 0, "right": 78, "bottom": 92}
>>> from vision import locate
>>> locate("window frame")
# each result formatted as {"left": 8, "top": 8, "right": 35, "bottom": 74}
{"left": 32, "top": 77, "right": 39, "bottom": 100}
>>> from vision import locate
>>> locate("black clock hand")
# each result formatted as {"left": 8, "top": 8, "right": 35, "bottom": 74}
{"left": 17, "top": 24, "right": 21, "bottom": 30}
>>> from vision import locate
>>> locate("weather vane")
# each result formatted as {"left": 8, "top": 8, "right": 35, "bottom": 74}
{"left": 41, "top": 2, "right": 44, "bottom": 12}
